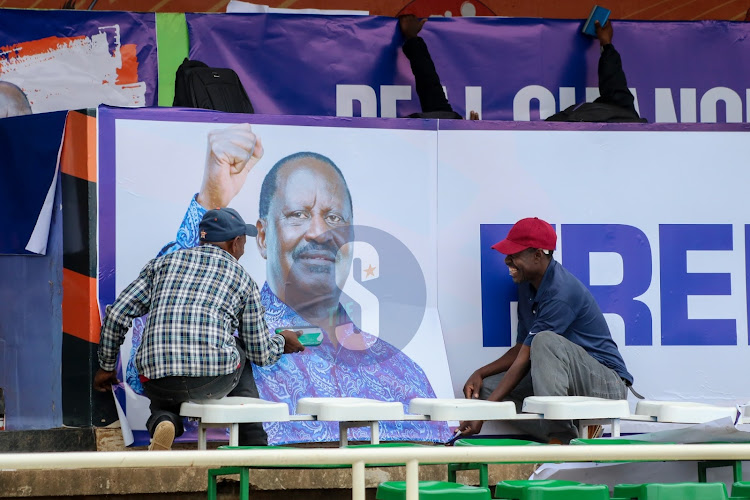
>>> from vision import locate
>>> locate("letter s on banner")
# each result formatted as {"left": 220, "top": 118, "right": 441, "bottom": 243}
{"left": 340, "top": 241, "right": 381, "bottom": 336}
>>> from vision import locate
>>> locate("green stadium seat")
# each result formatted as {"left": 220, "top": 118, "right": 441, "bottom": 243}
{"left": 613, "top": 482, "right": 730, "bottom": 500}
{"left": 493, "top": 480, "right": 582, "bottom": 500}
{"left": 523, "top": 484, "right": 611, "bottom": 500}
{"left": 613, "top": 483, "right": 642, "bottom": 499}
{"left": 376, "top": 480, "right": 492, "bottom": 499}
{"left": 734, "top": 482, "right": 750, "bottom": 498}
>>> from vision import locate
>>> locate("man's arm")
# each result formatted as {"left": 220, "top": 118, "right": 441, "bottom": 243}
{"left": 159, "top": 124, "right": 264, "bottom": 256}
{"left": 94, "top": 260, "right": 155, "bottom": 391}
{"left": 399, "top": 15, "right": 456, "bottom": 115}
{"left": 593, "top": 21, "right": 638, "bottom": 116}
{"left": 196, "top": 124, "right": 264, "bottom": 209}
{"left": 157, "top": 195, "right": 207, "bottom": 256}
{"left": 463, "top": 342, "right": 523, "bottom": 399}
{"left": 458, "top": 344, "right": 530, "bottom": 436}
{"left": 485, "top": 344, "right": 531, "bottom": 402}
{"left": 239, "top": 280, "right": 304, "bottom": 366}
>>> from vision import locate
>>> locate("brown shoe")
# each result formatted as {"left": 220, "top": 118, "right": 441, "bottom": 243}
{"left": 148, "top": 421, "right": 175, "bottom": 451}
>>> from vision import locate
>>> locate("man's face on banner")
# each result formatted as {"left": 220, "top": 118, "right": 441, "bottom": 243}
{"left": 258, "top": 157, "right": 354, "bottom": 304}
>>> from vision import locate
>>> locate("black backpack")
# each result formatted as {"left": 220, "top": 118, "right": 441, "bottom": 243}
{"left": 173, "top": 58, "right": 254, "bottom": 114}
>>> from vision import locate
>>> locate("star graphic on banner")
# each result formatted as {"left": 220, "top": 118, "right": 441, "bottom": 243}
{"left": 364, "top": 264, "right": 376, "bottom": 278}
{"left": 200, "top": 230, "right": 207, "bottom": 239}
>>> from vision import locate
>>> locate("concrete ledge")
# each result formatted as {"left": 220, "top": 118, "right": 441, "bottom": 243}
{"left": 0, "top": 467, "right": 208, "bottom": 497}
{"left": 0, "top": 428, "right": 96, "bottom": 453}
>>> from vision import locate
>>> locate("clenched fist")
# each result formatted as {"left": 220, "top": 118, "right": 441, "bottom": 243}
{"left": 197, "top": 123, "right": 264, "bottom": 209}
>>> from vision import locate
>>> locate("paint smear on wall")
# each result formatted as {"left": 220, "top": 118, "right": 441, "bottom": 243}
{"left": 0, "top": 24, "right": 146, "bottom": 113}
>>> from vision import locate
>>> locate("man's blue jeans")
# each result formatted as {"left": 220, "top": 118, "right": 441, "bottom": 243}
{"left": 143, "top": 340, "right": 268, "bottom": 445}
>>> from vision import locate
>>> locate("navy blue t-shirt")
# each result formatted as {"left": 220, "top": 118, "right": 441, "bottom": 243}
{"left": 516, "top": 259, "right": 633, "bottom": 384}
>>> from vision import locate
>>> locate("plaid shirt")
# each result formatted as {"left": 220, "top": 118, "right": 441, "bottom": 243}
{"left": 98, "top": 244, "right": 284, "bottom": 379}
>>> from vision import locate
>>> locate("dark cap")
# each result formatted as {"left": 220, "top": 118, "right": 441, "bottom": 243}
{"left": 199, "top": 207, "right": 257, "bottom": 242}
{"left": 491, "top": 217, "right": 557, "bottom": 255}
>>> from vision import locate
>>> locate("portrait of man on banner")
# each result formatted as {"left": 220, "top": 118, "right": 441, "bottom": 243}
{"left": 112, "top": 117, "right": 452, "bottom": 445}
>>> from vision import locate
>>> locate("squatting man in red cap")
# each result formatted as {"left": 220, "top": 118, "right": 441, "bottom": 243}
{"left": 93, "top": 207, "right": 305, "bottom": 451}
{"left": 458, "top": 217, "right": 633, "bottom": 443}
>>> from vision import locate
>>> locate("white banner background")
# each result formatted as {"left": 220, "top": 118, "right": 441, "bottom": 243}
{"left": 437, "top": 127, "right": 750, "bottom": 424}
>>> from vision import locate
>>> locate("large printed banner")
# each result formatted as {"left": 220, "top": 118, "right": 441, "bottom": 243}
{"left": 436, "top": 120, "right": 750, "bottom": 418}
{"left": 0, "top": 9, "right": 157, "bottom": 113}
{"left": 98, "top": 107, "right": 454, "bottom": 445}
{"left": 187, "top": 14, "right": 750, "bottom": 124}
{"left": 98, "top": 106, "right": 750, "bottom": 444}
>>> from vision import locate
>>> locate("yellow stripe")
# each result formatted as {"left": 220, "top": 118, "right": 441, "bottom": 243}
{"left": 692, "top": 0, "right": 741, "bottom": 19}
{"left": 151, "top": 0, "right": 172, "bottom": 11}
{"left": 655, "top": 0, "right": 700, "bottom": 18}
{"left": 208, "top": 0, "right": 229, "bottom": 12}
{"left": 278, "top": 0, "right": 299, "bottom": 8}
{"left": 621, "top": 0, "right": 673, "bottom": 19}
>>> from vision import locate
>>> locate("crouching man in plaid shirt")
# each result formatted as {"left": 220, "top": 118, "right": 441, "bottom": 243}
{"left": 93, "top": 207, "right": 305, "bottom": 450}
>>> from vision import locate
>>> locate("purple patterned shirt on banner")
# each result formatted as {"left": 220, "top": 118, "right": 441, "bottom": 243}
{"left": 126, "top": 195, "right": 451, "bottom": 444}
{"left": 255, "top": 282, "right": 451, "bottom": 445}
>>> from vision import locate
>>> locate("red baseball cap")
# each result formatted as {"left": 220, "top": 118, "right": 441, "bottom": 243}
{"left": 491, "top": 217, "right": 557, "bottom": 255}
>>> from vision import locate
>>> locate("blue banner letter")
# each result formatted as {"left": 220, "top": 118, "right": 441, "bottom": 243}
{"left": 660, "top": 224, "right": 735, "bottom": 345}
{"left": 563, "top": 224, "right": 653, "bottom": 346}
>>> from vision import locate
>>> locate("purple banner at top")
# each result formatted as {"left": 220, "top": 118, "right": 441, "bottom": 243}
{"left": 187, "top": 14, "right": 750, "bottom": 123}
{"left": 0, "top": 9, "right": 158, "bottom": 112}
